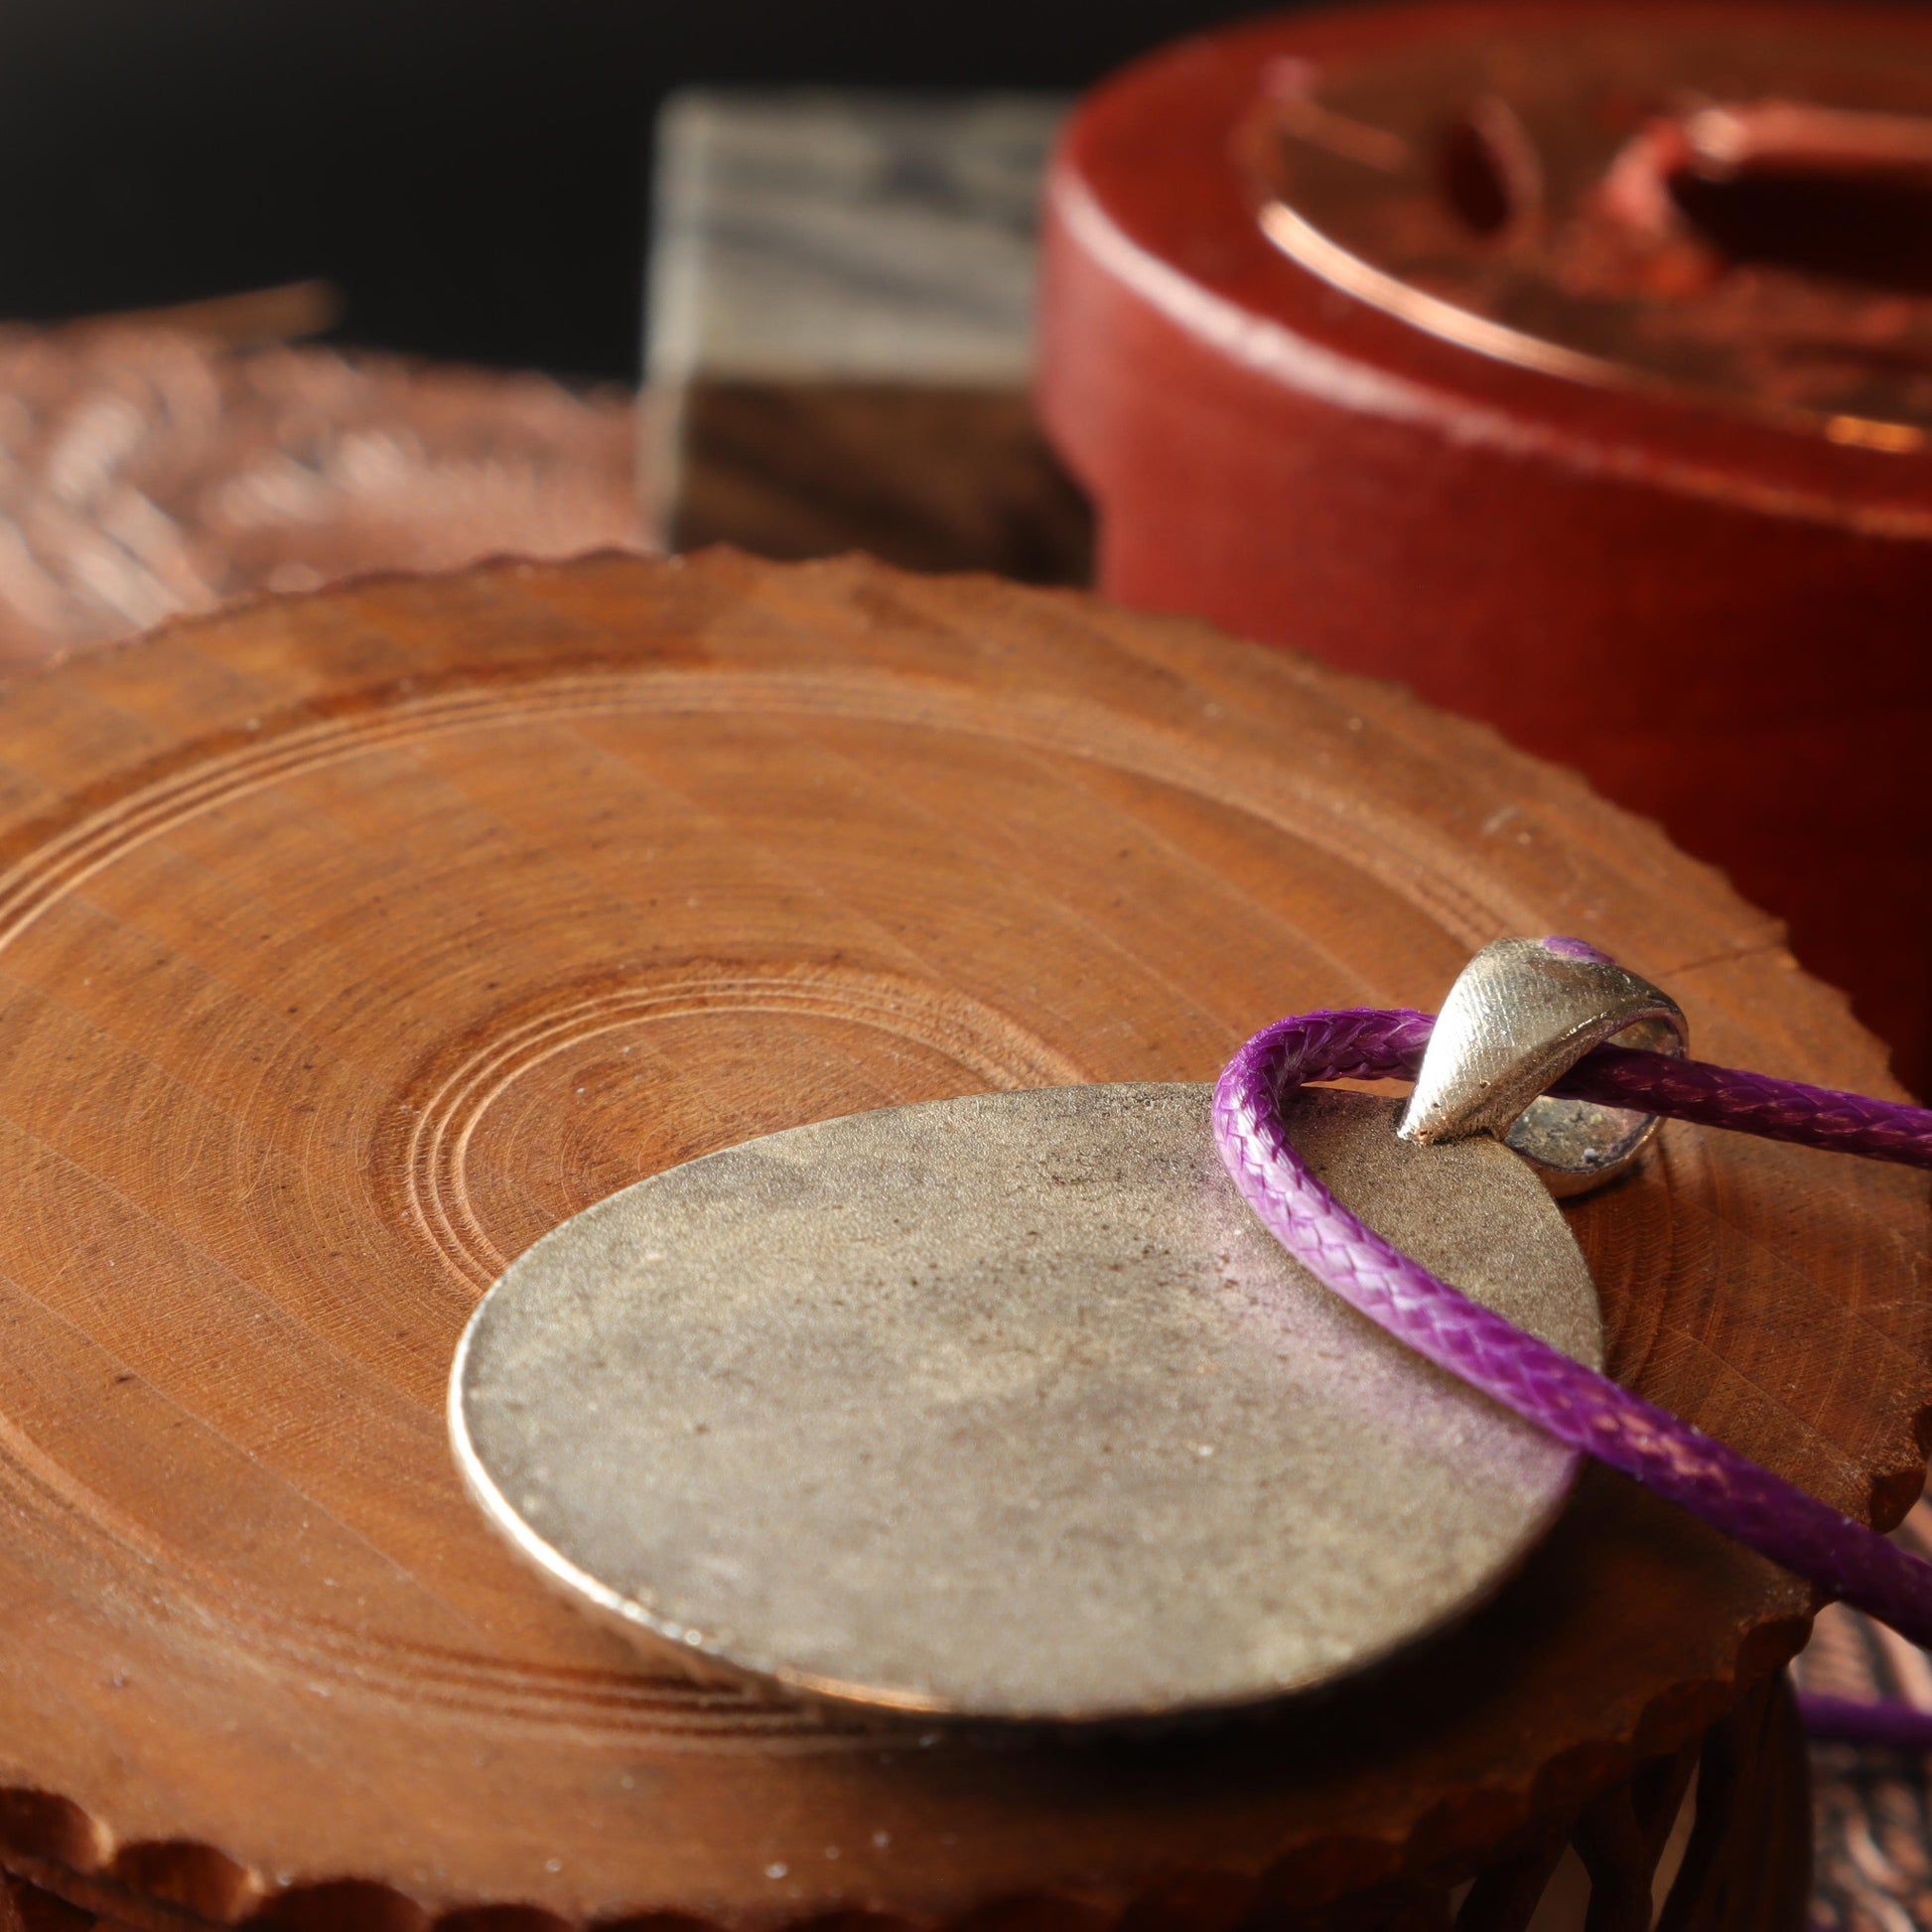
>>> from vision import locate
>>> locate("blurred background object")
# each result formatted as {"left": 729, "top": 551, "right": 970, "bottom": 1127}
{"left": 647, "top": 90, "right": 1088, "bottom": 579}
{"left": 1038, "top": 0, "right": 1932, "bottom": 1091}
{"left": 0, "top": 317, "right": 642, "bottom": 669}
{"left": 0, "top": 0, "right": 1224, "bottom": 644}
{"left": 0, "top": 0, "right": 1263, "bottom": 381}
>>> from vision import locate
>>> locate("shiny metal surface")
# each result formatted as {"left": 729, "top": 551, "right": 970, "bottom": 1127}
{"left": 1248, "top": 19, "right": 1932, "bottom": 445}
{"left": 452, "top": 1082, "right": 1601, "bottom": 1724}
{"left": 1400, "top": 936, "right": 1686, "bottom": 1195}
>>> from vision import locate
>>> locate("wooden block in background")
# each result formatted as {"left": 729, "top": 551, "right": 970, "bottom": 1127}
{"left": 668, "top": 381, "right": 1091, "bottom": 579}
{"left": 646, "top": 91, "right": 1091, "bottom": 580}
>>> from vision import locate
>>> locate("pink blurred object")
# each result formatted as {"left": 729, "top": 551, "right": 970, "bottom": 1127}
{"left": 0, "top": 322, "right": 645, "bottom": 670}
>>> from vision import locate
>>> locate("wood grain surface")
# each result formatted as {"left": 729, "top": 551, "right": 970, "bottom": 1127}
{"left": 0, "top": 551, "right": 1921, "bottom": 1929}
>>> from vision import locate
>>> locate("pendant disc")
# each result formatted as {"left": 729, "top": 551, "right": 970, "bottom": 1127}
{"left": 451, "top": 1084, "right": 1602, "bottom": 1723}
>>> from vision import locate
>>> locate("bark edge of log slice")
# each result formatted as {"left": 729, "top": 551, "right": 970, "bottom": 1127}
{"left": 0, "top": 549, "right": 1917, "bottom": 1930}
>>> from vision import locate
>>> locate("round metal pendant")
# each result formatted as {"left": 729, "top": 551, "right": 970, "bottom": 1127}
{"left": 451, "top": 1084, "right": 1602, "bottom": 1724}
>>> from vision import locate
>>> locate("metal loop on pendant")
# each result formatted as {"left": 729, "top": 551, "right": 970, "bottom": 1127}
{"left": 1397, "top": 935, "right": 1687, "bottom": 1196}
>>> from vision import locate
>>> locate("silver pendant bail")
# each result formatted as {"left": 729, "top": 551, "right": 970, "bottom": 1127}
{"left": 1397, "top": 935, "right": 1687, "bottom": 1196}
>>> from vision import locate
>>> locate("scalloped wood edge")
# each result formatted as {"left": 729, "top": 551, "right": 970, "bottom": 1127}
{"left": 0, "top": 550, "right": 1904, "bottom": 1931}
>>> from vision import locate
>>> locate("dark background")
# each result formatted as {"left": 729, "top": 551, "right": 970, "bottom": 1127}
{"left": 0, "top": 1, "right": 1279, "bottom": 380}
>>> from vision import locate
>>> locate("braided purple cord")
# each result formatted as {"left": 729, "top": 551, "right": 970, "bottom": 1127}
{"left": 1556, "top": 1042, "right": 1932, "bottom": 1170}
{"left": 1799, "top": 1692, "right": 1932, "bottom": 1749}
{"left": 1212, "top": 1008, "right": 1932, "bottom": 1650}
{"left": 1263, "top": 1005, "right": 1932, "bottom": 1170}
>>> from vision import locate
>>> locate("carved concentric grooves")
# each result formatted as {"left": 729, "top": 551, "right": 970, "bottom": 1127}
{"left": 0, "top": 666, "right": 1525, "bottom": 963}
{"left": 0, "top": 961, "right": 1082, "bottom": 1725}
{"left": 0, "top": 1329, "right": 887, "bottom": 1741}
{"left": 402, "top": 965, "right": 1086, "bottom": 1292}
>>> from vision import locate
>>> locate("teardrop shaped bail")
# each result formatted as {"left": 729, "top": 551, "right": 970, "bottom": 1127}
{"left": 1397, "top": 935, "right": 1687, "bottom": 1196}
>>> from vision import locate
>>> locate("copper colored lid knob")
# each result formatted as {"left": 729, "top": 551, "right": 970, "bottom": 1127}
{"left": 1249, "top": 16, "right": 1932, "bottom": 446}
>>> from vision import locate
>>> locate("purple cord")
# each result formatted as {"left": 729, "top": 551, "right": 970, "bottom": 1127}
{"left": 1800, "top": 1693, "right": 1932, "bottom": 1750}
{"left": 1210, "top": 1006, "right": 1932, "bottom": 1740}
{"left": 1554, "top": 1041, "right": 1932, "bottom": 1171}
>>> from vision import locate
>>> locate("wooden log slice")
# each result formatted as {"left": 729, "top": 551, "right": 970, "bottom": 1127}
{"left": 0, "top": 552, "right": 1921, "bottom": 1929}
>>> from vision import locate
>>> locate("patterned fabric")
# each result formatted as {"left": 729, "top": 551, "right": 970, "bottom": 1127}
{"left": 1800, "top": 1499, "right": 1932, "bottom": 1932}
